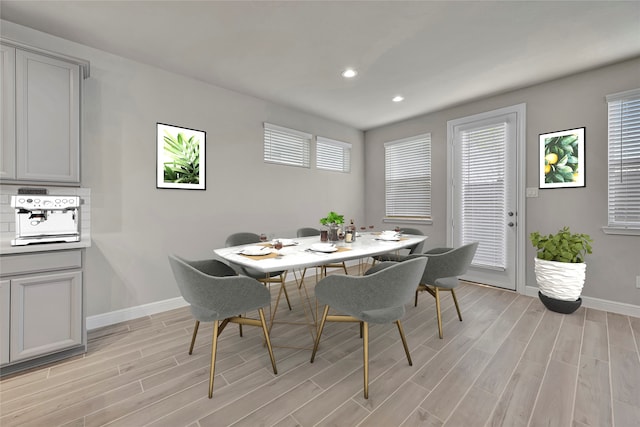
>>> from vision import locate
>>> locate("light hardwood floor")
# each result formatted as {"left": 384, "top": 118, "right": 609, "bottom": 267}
{"left": 1, "top": 266, "right": 640, "bottom": 427}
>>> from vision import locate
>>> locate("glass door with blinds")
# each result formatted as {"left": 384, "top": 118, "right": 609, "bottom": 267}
{"left": 447, "top": 105, "right": 525, "bottom": 291}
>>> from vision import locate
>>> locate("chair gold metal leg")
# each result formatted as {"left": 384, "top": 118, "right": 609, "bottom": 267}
{"left": 341, "top": 261, "right": 348, "bottom": 275}
{"left": 363, "top": 321, "right": 369, "bottom": 399}
{"left": 281, "top": 282, "right": 292, "bottom": 310}
{"left": 360, "top": 321, "right": 363, "bottom": 338}
{"left": 451, "top": 289, "right": 462, "bottom": 321}
{"left": 396, "top": 320, "right": 412, "bottom": 366}
{"left": 310, "top": 305, "right": 330, "bottom": 363}
{"left": 258, "top": 308, "right": 277, "bottom": 374}
{"left": 435, "top": 287, "right": 443, "bottom": 339}
{"left": 415, "top": 289, "right": 419, "bottom": 307}
{"left": 208, "top": 320, "right": 219, "bottom": 398}
{"left": 189, "top": 320, "right": 200, "bottom": 355}
{"left": 238, "top": 315, "right": 243, "bottom": 337}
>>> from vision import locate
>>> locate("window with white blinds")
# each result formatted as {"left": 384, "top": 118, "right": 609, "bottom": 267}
{"left": 316, "top": 136, "right": 351, "bottom": 172}
{"left": 607, "top": 88, "right": 640, "bottom": 231}
{"left": 384, "top": 134, "right": 431, "bottom": 219}
{"left": 459, "top": 122, "right": 507, "bottom": 269}
{"left": 263, "top": 122, "right": 311, "bottom": 168}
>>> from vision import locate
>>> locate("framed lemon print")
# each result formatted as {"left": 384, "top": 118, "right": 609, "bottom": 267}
{"left": 539, "top": 127, "right": 585, "bottom": 189}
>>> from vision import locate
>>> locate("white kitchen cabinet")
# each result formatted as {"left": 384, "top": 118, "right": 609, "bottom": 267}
{"left": 0, "top": 279, "right": 10, "bottom": 365}
{"left": 10, "top": 270, "right": 82, "bottom": 362}
{"left": 16, "top": 49, "right": 80, "bottom": 183}
{"left": 0, "top": 249, "right": 85, "bottom": 373}
{"left": 0, "top": 44, "right": 16, "bottom": 180}
{"left": 0, "top": 42, "right": 86, "bottom": 185}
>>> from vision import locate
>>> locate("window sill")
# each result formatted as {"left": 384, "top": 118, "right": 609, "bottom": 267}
{"left": 602, "top": 226, "right": 640, "bottom": 236}
{"left": 383, "top": 217, "right": 433, "bottom": 226}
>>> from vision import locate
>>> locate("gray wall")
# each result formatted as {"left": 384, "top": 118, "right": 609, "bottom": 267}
{"left": 1, "top": 21, "right": 364, "bottom": 317}
{"left": 365, "top": 57, "right": 640, "bottom": 307}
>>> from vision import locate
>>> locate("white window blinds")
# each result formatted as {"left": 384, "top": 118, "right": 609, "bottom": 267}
{"left": 384, "top": 134, "right": 431, "bottom": 219}
{"left": 459, "top": 122, "right": 507, "bottom": 269}
{"left": 263, "top": 123, "right": 311, "bottom": 168}
{"left": 316, "top": 136, "right": 351, "bottom": 172}
{"left": 607, "top": 88, "right": 640, "bottom": 229}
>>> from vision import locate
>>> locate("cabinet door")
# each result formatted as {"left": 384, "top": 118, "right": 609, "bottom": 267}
{"left": 0, "top": 44, "right": 16, "bottom": 180}
{"left": 10, "top": 270, "right": 82, "bottom": 362}
{"left": 0, "top": 279, "right": 9, "bottom": 365}
{"left": 15, "top": 50, "right": 80, "bottom": 183}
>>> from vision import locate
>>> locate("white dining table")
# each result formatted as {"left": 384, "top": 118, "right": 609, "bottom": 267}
{"left": 214, "top": 232, "right": 428, "bottom": 347}
{"left": 213, "top": 233, "right": 428, "bottom": 274}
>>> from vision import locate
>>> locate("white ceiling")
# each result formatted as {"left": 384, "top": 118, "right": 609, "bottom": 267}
{"left": 1, "top": 1, "right": 639, "bottom": 130}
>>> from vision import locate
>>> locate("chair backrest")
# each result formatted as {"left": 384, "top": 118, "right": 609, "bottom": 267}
{"left": 411, "top": 242, "right": 478, "bottom": 285}
{"left": 168, "top": 255, "right": 270, "bottom": 320}
{"left": 297, "top": 227, "right": 320, "bottom": 237}
{"left": 225, "top": 232, "right": 260, "bottom": 247}
{"left": 400, "top": 227, "right": 425, "bottom": 254}
{"left": 317, "top": 257, "right": 427, "bottom": 313}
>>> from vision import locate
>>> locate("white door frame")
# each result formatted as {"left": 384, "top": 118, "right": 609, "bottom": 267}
{"left": 446, "top": 103, "right": 527, "bottom": 294}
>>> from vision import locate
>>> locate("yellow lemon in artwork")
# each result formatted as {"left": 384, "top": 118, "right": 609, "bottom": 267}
{"left": 545, "top": 153, "right": 559, "bottom": 165}
{"left": 573, "top": 173, "right": 579, "bottom": 182}
{"left": 545, "top": 164, "right": 551, "bottom": 174}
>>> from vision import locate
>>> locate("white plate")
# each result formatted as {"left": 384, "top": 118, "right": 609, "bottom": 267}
{"left": 271, "top": 238, "right": 297, "bottom": 247}
{"left": 310, "top": 243, "right": 338, "bottom": 253}
{"left": 376, "top": 234, "right": 400, "bottom": 241}
{"left": 241, "top": 246, "right": 272, "bottom": 256}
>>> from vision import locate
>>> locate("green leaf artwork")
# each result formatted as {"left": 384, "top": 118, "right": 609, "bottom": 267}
{"left": 543, "top": 133, "right": 579, "bottom": 184}
{"left": 163, "top": 131, "right": 200, "bottom": 184}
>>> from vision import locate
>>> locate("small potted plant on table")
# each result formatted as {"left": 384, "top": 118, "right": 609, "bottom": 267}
{"left": 320, "top": 211, "right": 344, "bottom": 242}
{"left": 530, "top": 226, "right": 593, "bottom": 314}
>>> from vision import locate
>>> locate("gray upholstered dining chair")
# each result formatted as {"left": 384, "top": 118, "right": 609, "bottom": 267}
{"left": 168, "top": 255, "right": 277, "bottom": 398}
{"left": 371, "top": 227, "right": 425, "bottom": 264}
{"left": 296, "top": 227, "right": 348, "bottom": 278}
{"left": 225, "top": 232, "right": 292, "bottom": 310}
{"left": 409, "top": 241, "right": 479, "bottom": 339}
{"left": 310, "top": 257, "right": 428, "bottom": 399}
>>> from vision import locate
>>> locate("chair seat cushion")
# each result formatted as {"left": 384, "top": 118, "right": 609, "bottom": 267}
{"left": 434, "top": 276, "right": 459, "bottom": 289}
{"left": 373, "top": 253, "right": 408, "bottom": 262}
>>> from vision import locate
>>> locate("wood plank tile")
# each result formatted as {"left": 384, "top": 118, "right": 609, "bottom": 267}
{"left": 609, "top": 345, "right": 640, "bottom": 407}
{"left": 529, "top": 359, "right": 578, "bottom": 427}
{"left": 146, "top": 369, "right": 276, "bottom": 427}
{"left": 442, "top": 386, "right": 497, "bottom": 427}
{"left": 475, "top": 337, "right": 528, "bottom": 396}
{"left": 486, "top": 361, "right": 546, "bottom": 427}
{"left": 574, "top": 356, "right": 612, "bottom": 427}
{"left": 0, "top": 282, "right": 636, "bottom": 427}
{"left": 419, "top": 348, "right": 493, "bottom": 420}
{"left": 581, "top": 319, "right": 609, "bottom": 362}
{"left": 551, "top": 318, "right": 583, "bottom": 366}
{"left": 607, "top": 312, "right": 636, "bottom": 351}
{"left": 312, "top": 399, "right": 371, "bottom": 427}
{"left": 360, "top": 380, "right": 430, "bottom": 426}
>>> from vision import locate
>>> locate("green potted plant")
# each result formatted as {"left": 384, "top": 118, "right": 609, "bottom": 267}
{"left": 529, "top": 226, "right": 593, "bottom": 313}
{"left": 319, "top": 211, "right": 344, "bottom": 242}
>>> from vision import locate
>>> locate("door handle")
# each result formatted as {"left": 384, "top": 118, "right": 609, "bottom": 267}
{"left": 508, "top": 222, "right": 515, "bottom": 227}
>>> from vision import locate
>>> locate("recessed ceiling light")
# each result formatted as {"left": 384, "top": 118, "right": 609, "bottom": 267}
{"left": 341, "top": 68, "right": 357, "bottom": 78}
{"left": 392, "top": 95, "right": 404, "bottom": 102}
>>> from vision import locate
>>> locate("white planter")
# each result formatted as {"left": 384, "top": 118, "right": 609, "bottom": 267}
{"left": 534, "top": 257, "right": 586, "bottom": 301}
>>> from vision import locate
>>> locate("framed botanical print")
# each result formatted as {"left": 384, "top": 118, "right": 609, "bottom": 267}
{"left": 156, "top": 123, "right": 206, "bottom": 190}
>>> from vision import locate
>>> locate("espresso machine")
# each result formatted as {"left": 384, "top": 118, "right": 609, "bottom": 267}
{"left": 10, "top": 195, "right": 81, "bottom": 246}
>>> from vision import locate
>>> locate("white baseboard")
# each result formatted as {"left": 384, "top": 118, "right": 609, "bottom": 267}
{"left": 88, "top": 280, "right": 639, "bottom": 332}
{"left": 86, "top": 297, "right": 188, "bottom": 331}
{"left": 525, "top": 285, "right": 640, "bottom": 318}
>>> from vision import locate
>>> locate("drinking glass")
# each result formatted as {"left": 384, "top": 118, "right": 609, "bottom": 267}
{"left": 273, "top": 240, "right": 283, "bottom": 250}
{"left": 259, "top": 233, "right": 268, "bottom": 242}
